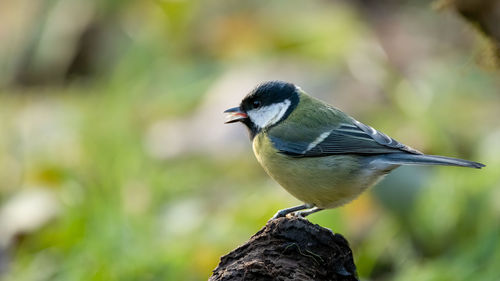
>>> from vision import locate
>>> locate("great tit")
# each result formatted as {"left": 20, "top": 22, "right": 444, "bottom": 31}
{"left": 224, "top": 81, "right": 485, "bottom": 219}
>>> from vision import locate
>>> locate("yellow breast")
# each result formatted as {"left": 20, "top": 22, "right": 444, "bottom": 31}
{"left": 252, "top": 133, "right": 383, "bottom": 209}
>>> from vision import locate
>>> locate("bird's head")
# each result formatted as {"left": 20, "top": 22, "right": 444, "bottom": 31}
{"left": 224, "top": 81, "right": 300, "bottom": 138}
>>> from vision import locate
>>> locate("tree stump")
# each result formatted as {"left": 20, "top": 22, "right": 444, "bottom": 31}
{"left": 209, "top": 217, "right": 358, "bottom": 281}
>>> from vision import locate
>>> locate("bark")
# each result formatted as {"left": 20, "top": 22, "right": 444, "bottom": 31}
{"left": 209, "top": 217, "right": 358, "bottom": 281}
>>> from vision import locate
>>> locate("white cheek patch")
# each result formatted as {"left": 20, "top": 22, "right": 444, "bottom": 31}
{"left": 247, "top": 99, "right": 291, "bottom": 129}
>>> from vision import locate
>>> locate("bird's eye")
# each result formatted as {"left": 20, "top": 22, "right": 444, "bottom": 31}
{"left": 252, "top": 100, "right": 261, "bottom": 109}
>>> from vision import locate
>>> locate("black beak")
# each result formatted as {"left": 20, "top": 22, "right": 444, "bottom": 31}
{"left": 224, "top": 107, "right": 248, "bottom": 124}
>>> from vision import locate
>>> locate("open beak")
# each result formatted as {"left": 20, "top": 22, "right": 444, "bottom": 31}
{"left": 224, "top": 107, "right": 248, "bottom": 124}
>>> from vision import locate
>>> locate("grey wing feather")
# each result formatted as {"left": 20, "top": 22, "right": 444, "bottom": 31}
{"left": 350, "top": 120, "right": 421, "bottom": 154}
{"left": 269, "top": 119, "right": 422, "bottom": 157}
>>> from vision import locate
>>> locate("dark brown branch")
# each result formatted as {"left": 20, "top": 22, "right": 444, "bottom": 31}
{"left": 451, "top": 0, "right": 500, "bottom": 67}
{"left": 209, "top": 217, "right": 358, "bottom": 281}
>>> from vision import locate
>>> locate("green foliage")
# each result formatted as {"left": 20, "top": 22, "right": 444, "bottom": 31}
{"left": 0, "top": 0, "right": 499, "bottom": 280}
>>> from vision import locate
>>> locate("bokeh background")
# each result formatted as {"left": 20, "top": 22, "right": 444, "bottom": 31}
{"left": 0, "top": 0, "right": 499, "bottom": 280}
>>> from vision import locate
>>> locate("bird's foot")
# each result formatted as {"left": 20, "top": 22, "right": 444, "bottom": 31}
{"left": 271, "top": 204, "right": 313, "bottom": 220}
{"left": 293, "top": 207, "right": 324, "bottom": 218}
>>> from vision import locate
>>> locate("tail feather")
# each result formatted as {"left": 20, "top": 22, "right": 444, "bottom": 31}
{"left": 380, "top": 153, "right": 485, "bottom": 169}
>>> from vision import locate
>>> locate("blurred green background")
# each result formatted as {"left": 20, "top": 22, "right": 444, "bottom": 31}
{"left": 0, "top": 0, "right": 499, "bottom": 280}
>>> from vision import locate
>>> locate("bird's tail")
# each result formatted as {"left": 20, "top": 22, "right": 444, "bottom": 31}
{"left": 380, "top": 153, "right": 485, "bottom": 169}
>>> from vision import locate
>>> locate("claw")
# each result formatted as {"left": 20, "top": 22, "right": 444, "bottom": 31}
{"left": 270, "top": 203, "right": 313, "bottom": 220}
{"left": 293, "top": 207, "right": 324, "bottom": 218}
{"left": 271, "top": 210, "right": 287, "bottom": 220}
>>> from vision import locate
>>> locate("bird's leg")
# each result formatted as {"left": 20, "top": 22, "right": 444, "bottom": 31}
{"left": 294, "top": 207, "right": 324, "bottom": 218}
{"left": 271, "top": 204, "right": 313, "bottom": 219}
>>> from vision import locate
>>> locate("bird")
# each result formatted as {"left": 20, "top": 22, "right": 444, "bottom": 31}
{"left": 224, "top": 81, "right": 485, "bottom": 219}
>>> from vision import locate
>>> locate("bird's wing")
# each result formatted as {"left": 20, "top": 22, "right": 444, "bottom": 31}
{"left": 268, "top": 118, "right": 421, "bottom": 157}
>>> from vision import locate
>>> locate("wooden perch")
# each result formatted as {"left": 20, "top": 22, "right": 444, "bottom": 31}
{"left": 209, "top": 217, "right": 358, "bottom": 281}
